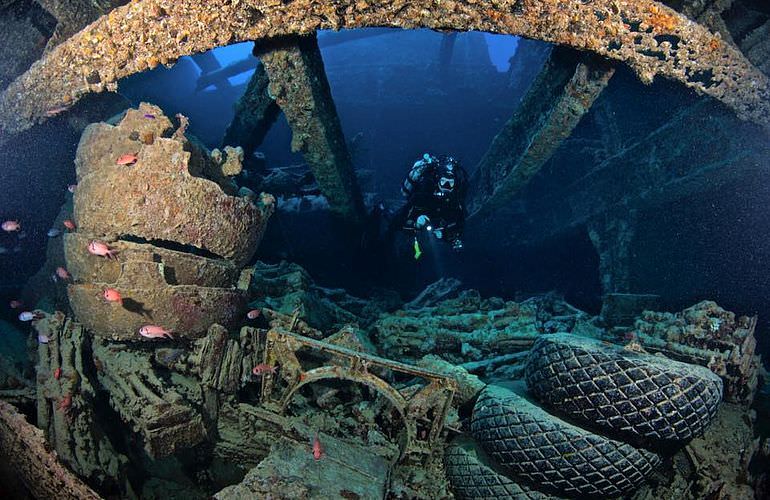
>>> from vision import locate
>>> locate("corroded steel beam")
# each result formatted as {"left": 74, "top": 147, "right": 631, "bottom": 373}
{"left": 477, "top": 97, "right": 770, "bottom": 249}
{"left": 0, "top": 0, "right": 768, "bottom": 144}
{"left": 221, "top": 59, "right": 279, "bottom": 158}
{"left": 196, "top": 56, "right": 254, "bottom": 92}
{"left": 257, "top": 35, "right": 366, "bottom": 224}
{"left": 468, "top": 47, "right": 615, "bottom": 218}
{"left": 0, "top": 400, "right": 102, "bottom": 500}
{"left": 190, "top": 51, "right": 232, "bottom": 90}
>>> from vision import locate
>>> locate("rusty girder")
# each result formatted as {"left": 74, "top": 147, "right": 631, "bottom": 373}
{"left": 0, "top": 0, "right": 768, "bottom": 141}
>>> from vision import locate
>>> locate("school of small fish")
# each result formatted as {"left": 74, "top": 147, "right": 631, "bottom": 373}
{"left": 2, "top": 169, "right": 263, "bottom": 346}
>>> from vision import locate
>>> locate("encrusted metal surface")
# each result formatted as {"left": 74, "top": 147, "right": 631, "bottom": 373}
{"left": 0, "top": 0, "right": 768, "bottom": 141}
{"left": 258, "top": 34, "right": 365, "bottom": 224}
{"left": 68, "top": 260, "right": 248, "bottom": 340}
{"left": 73, "top": 104, "right": 272, "bottom": 266}
{"left": 0, "top": 400, "right": 102, "bottom": 500}
{"left": 64, "top": 232, "right": 242, "bottom": 288}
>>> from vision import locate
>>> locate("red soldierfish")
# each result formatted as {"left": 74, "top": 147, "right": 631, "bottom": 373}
{"left": 1, "top": 220, "right": 20, "bottom": 232}
{"left": 313, "top": 433, "right": 323, "bottom": 460}
{"left": 116, "top": 153, "right": 138, "bottom": 166}
{"left": 88, "top": 240, "right": 118, "bottom": 259}
{"left": 63, "top": 219, "right": 76, "bottom": 231}
{"left": 251, "top": 364, "right": 277, "bottom": 376}
{"left": 57, "top": 394, "right": 72, "bottom": 411}
{"left": 54, "top": 367, "right": 62, "bottom": 380}
{"left": 9, "top": 300, "right": 23, "bottom": 309}
{"left": 46, "top": 105, "right": 70, "bottom": 117}
{"left": 246, "top": 309, "right": 260, "bottom": 320}
{"left": 139, "top": 325, "right": 173, "bottom": 340}
{"left": 103, "top": 288, "right": 123, "bottom": 305}
{"left": 55, "top": 267, "right": 71, "bottom": 280}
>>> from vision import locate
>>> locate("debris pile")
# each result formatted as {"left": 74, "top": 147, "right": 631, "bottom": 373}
{"left": 0, "top": 101, "right": 766, "bottom": 498}
{"left": 624, "top": 300, "right": 761, "bottom": 405}
{"left": 372, "top": 288, "right": 601, "bottom": 369}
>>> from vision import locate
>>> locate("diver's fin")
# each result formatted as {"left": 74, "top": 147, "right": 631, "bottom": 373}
{"left": 414, "top": 237, "right": 422, "bottom": 260}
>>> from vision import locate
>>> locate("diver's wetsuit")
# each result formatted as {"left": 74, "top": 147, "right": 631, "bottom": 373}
{"left": 392, "top": 153, "right": 467, "bottom": 249}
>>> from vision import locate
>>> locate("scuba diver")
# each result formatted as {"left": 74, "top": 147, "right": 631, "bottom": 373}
{"left": 390, "top": 153, "right": 467, "bottom": 258}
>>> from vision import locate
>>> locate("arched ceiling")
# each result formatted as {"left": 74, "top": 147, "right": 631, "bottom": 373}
{"left": 0, "top": 0, "right": 768, "bottom": 140}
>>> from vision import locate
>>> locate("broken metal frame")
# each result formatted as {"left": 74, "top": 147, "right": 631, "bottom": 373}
{"left": 258, "top": 327, "right": 457, "bottom": 461}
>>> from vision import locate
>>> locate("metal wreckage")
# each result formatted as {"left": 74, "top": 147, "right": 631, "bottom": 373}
{"left": 0, "top": 0, "right": 769, "bottom": 498}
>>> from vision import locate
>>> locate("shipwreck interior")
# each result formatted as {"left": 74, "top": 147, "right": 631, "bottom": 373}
{"left": 0, "top": 0, "right": 769, "bottom": 498}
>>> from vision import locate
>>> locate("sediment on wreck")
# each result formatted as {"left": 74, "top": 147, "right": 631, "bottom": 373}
{"left": 623, "top": 300, "right": 762, "bottom": 406}
{"left": 371, "top": 288, "right": 601, "bottom": 366}
{"left": 6, "top": 235, "right": 768, "bottom": 498}
{"left": 91, "top": 339, "right": 208, "bottom": 458}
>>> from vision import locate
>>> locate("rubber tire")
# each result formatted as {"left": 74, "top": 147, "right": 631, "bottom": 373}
{"left": 525, "top": 333, "right": 723, "bottom": 443}
{"left": 471, "top": 382, "right": 660, "bottom": 498}
{"left": 445, "top": 435, "right": 559, "bottom": 500}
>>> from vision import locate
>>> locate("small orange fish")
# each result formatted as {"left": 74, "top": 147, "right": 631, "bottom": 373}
{"left": 46, "top": 105, "right": 70, "bottom": 117}
{"left": 63, "top": 219, "right": 76, "bottom": 231}
{"left": 116, "top": 153, "right": 138, "bottom": 166}
{"left": 9, "top": 300, "right": 23, "bottom": 309}
{"left": 54, "top": 367, "right": 62, "bottom": 380}
{"left": 313, "top": 433, "right": 323, "bottom": 460}
{"left": 246, "top": 309, "right": 260, "bottom": 320}
{"left": 55, "top": 266, "right": 71, "bottom": 280}
{"left": 57, "top": 393, "right": 72, "bottom": 411}
{"left": 1, "top": 220, "right": 20, "bottom": 232}
{"left": 252, "top": 364, "right": 277, "bottom": 376}
{"left": 139, "top": 325, "right": 173, "bottom": 339}
{"left": 67, "top": 184, "right": 77, "bottom": 193}
{"left": 103, "top": 288, "right": 123, "bottom": 305}
{"left": 88, "top": 240, "right": 118, "bottom": 259}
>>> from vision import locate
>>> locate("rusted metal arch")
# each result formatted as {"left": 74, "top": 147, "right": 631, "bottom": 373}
{"left": 278, "top": 365, "right": 416, "bottom": 458}
{"left": 259, "top": 327, "right": 456, "bottom": 460}
{"left": 0, "top": 0, "right": 768, "bottom": 141}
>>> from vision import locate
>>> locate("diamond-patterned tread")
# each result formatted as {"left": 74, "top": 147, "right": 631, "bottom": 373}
{"left": 445, "top": 435, "right": 561, "bottom": 500}
{"left": 524, "top": 333, "right": 723, "bottom": 443}
{"left": 471, "top": 382, "right": 661, "bottom": 498}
